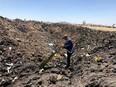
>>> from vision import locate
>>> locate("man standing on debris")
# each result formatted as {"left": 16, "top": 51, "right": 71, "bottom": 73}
{"left": 62, "top": 35, "right": 74, "bottom": 68}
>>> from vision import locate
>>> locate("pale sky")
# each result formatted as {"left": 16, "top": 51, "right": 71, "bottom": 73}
{"left": 0, "top": 0, "right": 116, "bottom": 25}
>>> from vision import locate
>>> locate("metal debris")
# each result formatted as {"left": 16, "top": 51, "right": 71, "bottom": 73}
{"left": 86, "top": 54, "right": 90, "bottom": 57}
{"left": 9, "top": 47, "right": 12, "bottom": 50}
{"left": 39, "top": 68, "right": 44, "bottom": 74}
{"left": 5, "top": 63, "right": 13, "bottom": 73}
{"left": 48, "top": 43, "right": 56, "bottom": 53}
{"left": 12, "top": 77, "right": 18, "bottom": 82}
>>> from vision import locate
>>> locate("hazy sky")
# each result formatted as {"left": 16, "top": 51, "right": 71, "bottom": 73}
{"left": 0, "top": 0, "right": 116, "bottom": 25}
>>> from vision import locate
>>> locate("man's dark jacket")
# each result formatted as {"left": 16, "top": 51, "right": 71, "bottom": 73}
{"left": 64, "top": 37, "right": 74, "bottom": 53}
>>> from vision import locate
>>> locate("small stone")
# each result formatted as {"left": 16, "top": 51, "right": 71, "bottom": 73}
{"left": 0, "top": 79, "right": 12, "bottom": 86}
{"left": 0, "top": 51, "right": 2, "bottom": 55}
{"left": 49, "top": 76, "right": 57, "bottom": 84}
{"left": 112, "top": 68, "right": 116, "bottom": 73}
{"left": 57, "top": 74, "right": 63, "bottom": 80}
{"left": 38, "top": 81, "right": 43, "bottom": 85}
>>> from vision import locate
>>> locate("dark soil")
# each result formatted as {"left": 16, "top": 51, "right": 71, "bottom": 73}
{"left": 0, "top": 16, "right": 116, "bottom": 87}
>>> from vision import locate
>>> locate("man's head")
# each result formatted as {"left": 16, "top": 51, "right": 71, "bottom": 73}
{"left": 62, "top": 35, "right": 68, "bottom": 40}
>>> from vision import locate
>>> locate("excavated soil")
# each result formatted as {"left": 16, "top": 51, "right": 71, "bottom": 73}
{"left": 0, "top": 16, "right": 116, "bottom": 87}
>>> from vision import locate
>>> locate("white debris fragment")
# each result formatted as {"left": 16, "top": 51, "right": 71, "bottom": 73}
{"left": 7, "top": 67, "right": 11, "bottom": 73}
{"left": 52, "top": 50, "right": 55, "bottom": 53}
{"left": 12, "top": 77, "right": 18, "bottom": 82}
{"left": 81, "top": 48, "right": 84, "bottom": 50}
{"left": 80, "top": 55, "right": 84, "bottom": 57}
{"left": 6, "top": 63, "right": 13, "bottom": 73}
{"left": 39, "top": 68, "right": 44, "bottom": 74}
{"left": 64, "top": 53, "right": 67, "bottom": 58}
{"left": 9, "top": 47, "right": 12, "bottom": 50}
{"left": 48, "top": 43, "right": 56, "bottom": 53}
{"left": 41, "top": 36, "right": 44, "bottom": 38}
{"left": 48, "top": 43, "right": 54, "bottom": 46}
{"left": 86, "top": 54, "right": 90, "bottom": 57}
{"left": 6, "top": 63, "right": 13, "bottom": 66}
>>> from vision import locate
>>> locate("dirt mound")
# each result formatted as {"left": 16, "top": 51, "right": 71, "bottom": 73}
{"left": 0, "top": 16, "right": 116, "bottom": 87}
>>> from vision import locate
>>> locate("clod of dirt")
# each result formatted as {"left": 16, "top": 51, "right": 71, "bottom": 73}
{"left": 48, "top": 76, "right": 57, "bottom": 84}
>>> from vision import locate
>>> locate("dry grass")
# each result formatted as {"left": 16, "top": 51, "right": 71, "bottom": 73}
{"left": 82, "top": 26, "right": 116, "bottom": 32}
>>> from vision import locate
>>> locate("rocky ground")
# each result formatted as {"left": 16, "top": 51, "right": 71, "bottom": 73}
{"left": 0, "top": 16, "right": 116, "bottom": 87}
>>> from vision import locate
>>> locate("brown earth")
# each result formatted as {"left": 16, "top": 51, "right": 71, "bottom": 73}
{"left": 0, "top": 16, "right": 116, "bottom": 87}
{"left": 82, "top": 26, "right": 116, "bottom": 31}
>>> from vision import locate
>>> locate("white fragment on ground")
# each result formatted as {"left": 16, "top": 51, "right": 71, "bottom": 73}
{"left": 39, "top": 68, "right": 44, "bottom": 74}
{"left": 12, "top": 77, "right": 18, "bottom": 82}
{"left": 86, "top": 54, "right": 90, "bottom": 57}
{"left": 48, "top": 43, "right": 56, "bottom": 53}
{"left": 64, "top": 53, "right": 67, "bottom": 58}
{"left": 6, "top": 63, "right": 13, "bottom": 73}
{"left": 6, "top": 63, "right": 13, "bottom": 66}
{"left": 7, "top": 67, "right": 11, "bottom": 73}
{"left": 9, "top": 47, "right": 12, "bottom": 50}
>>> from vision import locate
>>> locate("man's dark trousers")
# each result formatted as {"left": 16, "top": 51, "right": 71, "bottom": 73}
{"left": 67, "top": 51, "right": 72, "bottom": 67}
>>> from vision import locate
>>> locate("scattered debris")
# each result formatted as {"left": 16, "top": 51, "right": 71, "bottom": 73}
{"left": 49, "top": 76, "right": 57, "bottom": 84}
{"left": 94, "top": 55, "right": 102, "bottom": 62}
{"left": 48, "top": 43, "right": 56, "bottom": 53}
{"left": 39, "top": 68, "right": 44, "bottom": 74}
{"left": 86, "top": 53, "right": 90, "bottom": 57}
{"left": 5, "top": 63, "right": 13, "bottom": 73}
{"left": 0, "top": 16, "right": 116, "bottom": 87}
{"left": 0, "top": 78, "right": 12, "bottom": 86}
{"left": 64, "top": 53, "right": 67, "bottom": 58}
{"left": 12, "top": 76, "right": 18, "bottom": 82}
{"left": 6, "top": 63, "right": 13, "bottom": 66}
{"left": 9, "top": 47, "right": 12, "bottom": 50}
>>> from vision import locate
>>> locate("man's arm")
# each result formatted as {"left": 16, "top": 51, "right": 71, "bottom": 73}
{"left": 64, "top": 41, "right": 71, "bottom": 49}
